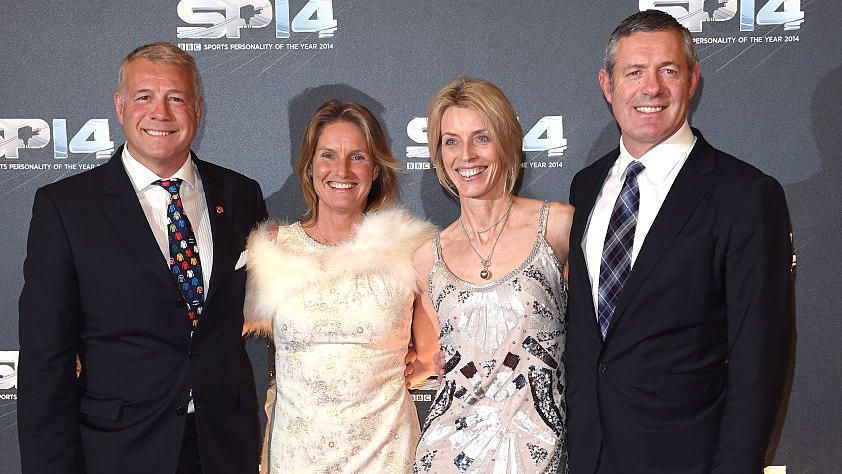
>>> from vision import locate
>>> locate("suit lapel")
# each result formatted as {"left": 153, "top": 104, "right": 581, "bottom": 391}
{"left": 98, "top": 147, "right": 174, "bottom": 288}
{"left": 196, "top": 157, "right": 234, "bottom": 308}
{"left": 571, "top": 150, "right": 619, "bottom": 343}
{"left": 604, "top": 132, "right": 718, "bottom": 342}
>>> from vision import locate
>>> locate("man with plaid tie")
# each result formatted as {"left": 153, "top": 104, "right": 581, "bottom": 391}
{"left": 566, "top": 10, "right": 794, "bottom": 474}
{"left": 18, "top": 42, "right": 267, "bottom": 474}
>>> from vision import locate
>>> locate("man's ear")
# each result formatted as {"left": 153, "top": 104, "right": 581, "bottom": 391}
{"left": 114, "top": 91, "right": 125, "bottom": 126}
{"left": 195, "top": 97, "right": 203, "bottom": 124}
{"left": 598, "top": 69, "right": 614, "bottom": 105}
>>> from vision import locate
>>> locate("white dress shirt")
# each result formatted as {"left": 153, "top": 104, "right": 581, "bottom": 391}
{"left": 121, "top": 146, "right": 214, "bottom": 295}
{"left": 582, "top": 121, "right": 697, "bottom": 314}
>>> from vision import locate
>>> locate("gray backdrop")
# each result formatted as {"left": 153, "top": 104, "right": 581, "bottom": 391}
{"left": 1, "top": 1, "right": 839, "bottom": 472}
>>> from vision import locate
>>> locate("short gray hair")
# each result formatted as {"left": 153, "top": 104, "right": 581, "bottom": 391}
{"left": 117, "top": 41, "right": 201, "bottom": 107}
{"left": 604, "top": 10, "right": 697, "bottom": 82}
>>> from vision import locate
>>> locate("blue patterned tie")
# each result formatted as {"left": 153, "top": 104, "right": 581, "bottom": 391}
{"left": 597, "top": 160, "right": 645, "bottom": 339}
{"left": 155, "top": 179, "right": 205, "bottom": 328}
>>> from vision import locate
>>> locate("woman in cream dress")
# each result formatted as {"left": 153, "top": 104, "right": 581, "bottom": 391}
{"left": 244, "top": 100, "right": 433, "bottom": 473}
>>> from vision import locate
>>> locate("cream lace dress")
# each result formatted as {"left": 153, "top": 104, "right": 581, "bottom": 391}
{"left": 245, "top": 208, "right": 434, "bottom": 473}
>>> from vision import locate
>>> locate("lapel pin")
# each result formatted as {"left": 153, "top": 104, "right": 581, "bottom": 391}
{"left": 215, "top": 205, "right": 224, "bottom": 214}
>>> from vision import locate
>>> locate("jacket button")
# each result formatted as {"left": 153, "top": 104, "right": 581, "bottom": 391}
{"left": 599, "top": 364, "right": 607, "bottom": 374}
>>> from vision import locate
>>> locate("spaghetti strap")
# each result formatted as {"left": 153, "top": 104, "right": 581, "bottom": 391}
{"left": 432, "top": 232, "right": 443, "bottom": 262}
{"left": 539, "top": 200, "right": 550, "bottom": 237}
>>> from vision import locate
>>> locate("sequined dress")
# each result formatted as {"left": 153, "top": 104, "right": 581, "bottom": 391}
{"left": 244, "top": 209, "right": 434, "bottom": 473}
{"left": 414, "top": 201, "right": 568, "bottom": 473}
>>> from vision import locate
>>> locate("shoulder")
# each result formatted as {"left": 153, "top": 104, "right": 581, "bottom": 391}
{"left": 697, "top": 139, "right": 785, "bottom": 196}
{"left": 31, "top": 163, "right": 110, "bottom": 216}
{"left": 544, "top": 200, "right": 573, "bottom": 261}
{"left": 357, "top": 207, "right": 437, "bottom": 251}
{"left": 39, "top": 162, "right": 106, "bottom": 196}
{"left": 195, "top": 158, "right": 251, "bottom": 181}
{"left": 195, "top": 159, "right": 263, "bottom": 195}
{"left": 247, "top": 220, "right": 298, "bottom": 250}
{"left": 570, "top": 147, "right": 619, "bottom": 195}
{"left": 412, "top": 235, "right": 437, "bottom": 280}
{"left": 546, "top": 200, "right": 574, "bottom": 228}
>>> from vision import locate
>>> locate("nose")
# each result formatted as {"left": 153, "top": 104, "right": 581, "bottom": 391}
{"left": 335, "top": 156, "right": 351, "bottom": 176}
{"left": 150, "top": 98, "right": 173, "bottom": 120}
{"left": 458, "top": 140, "right": 476, "bottom": 162}
{"left": 641, "top": 70, "right": 665, "bottom": 97}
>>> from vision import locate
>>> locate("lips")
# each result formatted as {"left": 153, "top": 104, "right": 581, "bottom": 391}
{"left": 457, "top": 166, "right": 486, "bottom": 179}
{"left": 327, "top": 181, "right": 356, "bottom": 189}
{"left": 144, "top": 129, "right": 175, "bottom": 137}
{"left": 634, "top": 105, "right": 667, "bottom": 114}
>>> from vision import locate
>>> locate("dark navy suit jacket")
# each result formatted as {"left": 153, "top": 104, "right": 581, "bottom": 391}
{"left": 18, "top": 146, "right": 267, "bottom": 474}
{"left": 566, "top": 131, "right": 793, "bottom": 474}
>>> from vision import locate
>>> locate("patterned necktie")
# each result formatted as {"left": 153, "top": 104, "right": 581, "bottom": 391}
{"left": 597, "top": 160, "right": 645, "bottom": 339}
{"left": 155, "top": 178, "right": 205, "bottom": 328}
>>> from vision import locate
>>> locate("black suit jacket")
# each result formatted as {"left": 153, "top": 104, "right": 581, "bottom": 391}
{"left": 18, "top": 147, "right": 267, "bottom": 474}
{"left": 566, "top": 131, "right": 793, "bottom": 474}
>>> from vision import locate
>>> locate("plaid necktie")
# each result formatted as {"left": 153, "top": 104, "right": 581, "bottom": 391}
{"left": 597, "top": 160, "right": 645, "bottom": 339}
{"left": 155, "top": 178, "right": 205, "bottom": 328}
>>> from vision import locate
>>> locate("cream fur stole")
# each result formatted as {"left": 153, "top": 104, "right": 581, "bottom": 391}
{"left": 243, "top": 207, "right": 436, "bottom": 336}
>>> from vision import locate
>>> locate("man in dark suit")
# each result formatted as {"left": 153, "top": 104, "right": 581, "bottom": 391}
{"left": 566, "top": 11, "right": 793, "bottom": 474}
{"left": 18, "top": 42, "right": 266, "bottom": 474}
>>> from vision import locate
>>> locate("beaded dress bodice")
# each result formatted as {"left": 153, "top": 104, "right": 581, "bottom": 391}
{"left": 414, "top": 201, "right": 568, "bottom": 474}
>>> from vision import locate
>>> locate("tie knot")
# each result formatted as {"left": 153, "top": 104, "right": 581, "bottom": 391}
{"left": 625, "top": 160, "right": 645, "bottom": 180}
{"left": 154, "top": 178, "right": 183, "bottom": 196}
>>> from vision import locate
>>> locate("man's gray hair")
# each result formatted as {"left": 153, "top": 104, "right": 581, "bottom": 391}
{"left": 604, "top": 10, "right": 697, "bottom": 82}
{"left": 117, "top": 41, "right": 201, "bottom": 107}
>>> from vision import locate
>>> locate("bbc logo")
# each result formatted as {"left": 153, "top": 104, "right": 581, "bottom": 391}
{"left": 178, "top": 43, "right": 202, "bottom": 52}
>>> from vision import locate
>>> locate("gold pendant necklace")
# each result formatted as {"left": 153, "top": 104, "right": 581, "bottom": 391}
{"left": 458, "top": 200, "right": 513, "bottom": 280}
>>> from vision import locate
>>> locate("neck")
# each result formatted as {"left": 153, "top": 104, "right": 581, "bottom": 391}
{"left": 127, "top": 145, "right": 190, "bottom": 178}
{"left": 459, "top": 195, "right": 513, "bottom": 241}
{"left": 308, "top": 206, "right": 364, "bottom": 245}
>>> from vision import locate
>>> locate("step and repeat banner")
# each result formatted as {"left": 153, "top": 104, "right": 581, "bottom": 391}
{"left": 1, "top": 1, "right": 839, "bottom": 472}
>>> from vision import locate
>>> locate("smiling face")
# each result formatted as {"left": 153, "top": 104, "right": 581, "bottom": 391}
{"left": 114, "top": 58, "right": 201, "bottom": 177}
{"left": 439, "top": 106, "right": 507, "bottom": 200}
{"left": 599, "top": 30, "right": 700, "bottom": 157}
{"left": 312, "top": 121, "right": 377, "bottom": 218}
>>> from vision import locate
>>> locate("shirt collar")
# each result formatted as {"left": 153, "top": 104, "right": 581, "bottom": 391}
{"left": 121, "top": 145, "right": 196, "bottom": 192}
{"left": 617, "top": 120, "right": 696, "bottom": 182}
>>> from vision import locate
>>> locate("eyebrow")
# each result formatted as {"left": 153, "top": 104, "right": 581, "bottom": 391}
{"left": 130, "top": 87, "right": 188, "bottom": 95}
{"left": 317, "top": 147, "right": 367, "bottom": 153}
{"left": 441, "top": 128, "right": 489, "bottom": 136}
{"left": 624, "top": 60, "right": 680, "bottom": 70}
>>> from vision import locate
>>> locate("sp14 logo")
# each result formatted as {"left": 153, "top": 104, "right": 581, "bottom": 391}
{"left": 0, "top": 119, "right": 113, "bottom": 160}
{"left": 641, "top": 0, "right": 804, "bottom": 32}
{"left": 177, "top": 0, "right": 338, "bottom": 39}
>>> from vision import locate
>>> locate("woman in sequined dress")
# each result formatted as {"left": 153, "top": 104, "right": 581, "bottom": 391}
{"left": 411, "top": 78, "right": 574, "bottom": 473}
{"left": 243, "top": 100, "right": 434, "bottom": 473}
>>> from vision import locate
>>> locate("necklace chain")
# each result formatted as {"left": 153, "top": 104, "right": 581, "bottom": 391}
{"left": 458, "top": 199, "right": 513, "bottom": 280}
{"left": 460, "top": 199, "right": 513, "bottom": 234}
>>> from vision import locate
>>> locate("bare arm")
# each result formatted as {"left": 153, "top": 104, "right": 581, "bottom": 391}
{"left": 407, "top": 239, "right": 441, "bottom": 388}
